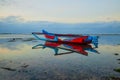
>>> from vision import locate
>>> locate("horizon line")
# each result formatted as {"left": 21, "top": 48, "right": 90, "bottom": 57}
{"left": 0, "top": 16, "right": 120, "bottom": 24}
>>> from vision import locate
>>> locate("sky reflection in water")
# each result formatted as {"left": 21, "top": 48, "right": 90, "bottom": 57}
{"left": 0, "top": 35, "right": 120, "bottom": 80}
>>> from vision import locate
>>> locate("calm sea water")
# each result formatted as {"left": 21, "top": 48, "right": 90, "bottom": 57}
{"left": 0, "top": 34, "right": 120, "bottom": 80}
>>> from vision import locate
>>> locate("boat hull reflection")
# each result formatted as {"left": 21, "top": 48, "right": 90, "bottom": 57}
{"left": 32, "top": 41, "right": 99, "bottom": 56}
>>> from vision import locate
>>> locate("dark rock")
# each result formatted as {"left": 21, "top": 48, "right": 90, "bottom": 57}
{"left": 114, "top": 53, "right": 119, "bottom": 55}
{"left": 21, "top": 63, "right": 29, "bottom": 68}
{"left": 117, "top": 59, "right": 120, "bottom": 60}
{"left": 44, "top": 71, "right": 48, "bottom": 74}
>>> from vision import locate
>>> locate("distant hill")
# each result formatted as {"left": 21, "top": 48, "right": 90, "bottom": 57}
{"left": 0, "top": 16, "right": 120, "bottom": 34}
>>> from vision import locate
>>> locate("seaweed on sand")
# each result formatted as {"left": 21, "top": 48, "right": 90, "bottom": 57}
{"left": 0, "top": 67, "right": 16, "bottom": 71}
{"left": 110, "top": 76, "right": 120, "bottom": 80}
{"left": 113, "top": 68, "right": 120, "bottom": 73}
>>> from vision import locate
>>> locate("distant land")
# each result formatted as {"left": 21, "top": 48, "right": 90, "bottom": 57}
{"left": 0, "top": 16, "right": 120, "bottom": 34}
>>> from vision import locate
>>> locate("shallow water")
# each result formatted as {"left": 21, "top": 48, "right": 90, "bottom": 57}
{"left": 0, "top": 34, "right": 120, "bottom": 80}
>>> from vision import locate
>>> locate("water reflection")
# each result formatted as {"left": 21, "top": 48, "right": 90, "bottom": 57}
{"left": 0, "top": 35, "right": 120, "bottom": 80}
{"left": 32, "top": 41, "right": 99, "bottom": 56}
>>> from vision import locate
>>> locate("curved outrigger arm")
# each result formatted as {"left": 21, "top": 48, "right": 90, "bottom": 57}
{"left": 32, "top": 33, "right": 58, "bottom": 42}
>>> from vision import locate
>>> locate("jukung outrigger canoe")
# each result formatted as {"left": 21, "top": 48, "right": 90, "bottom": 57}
{"left": 32, "top": 30, "right": 98, "bottom": 48}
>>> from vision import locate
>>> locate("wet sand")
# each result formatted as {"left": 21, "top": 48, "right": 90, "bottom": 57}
{"left": 0, "top": 34, "right": 120, "bottom": 80}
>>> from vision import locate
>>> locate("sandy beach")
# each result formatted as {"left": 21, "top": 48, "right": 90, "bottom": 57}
{"left": 0, "top": 34, "right": 120, "bottom": 80}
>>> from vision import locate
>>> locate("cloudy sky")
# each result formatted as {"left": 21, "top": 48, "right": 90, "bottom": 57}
{"left": 0, "top": 0, "right": 120, "bottom": 23}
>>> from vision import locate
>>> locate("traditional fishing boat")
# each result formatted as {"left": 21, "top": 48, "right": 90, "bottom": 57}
{"left": 32, "top": 30, "right": 98, "bottom": 48}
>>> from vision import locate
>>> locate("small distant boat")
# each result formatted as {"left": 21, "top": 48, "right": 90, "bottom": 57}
{"left": 32, "top": 30, "right": 98, "bottom": 48}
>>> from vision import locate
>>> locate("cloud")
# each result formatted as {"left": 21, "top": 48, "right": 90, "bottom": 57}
{"left": 0, "top": 0, "right": 7, "bottom": 4}
{"left": 0, "top": 0, "right": 13, "bottom": 6}
{"left": 0, "top": 16, "right": 120, "bottom": 34}
{"left": 0, "top": 16, "right": 24, "bottom": 23}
